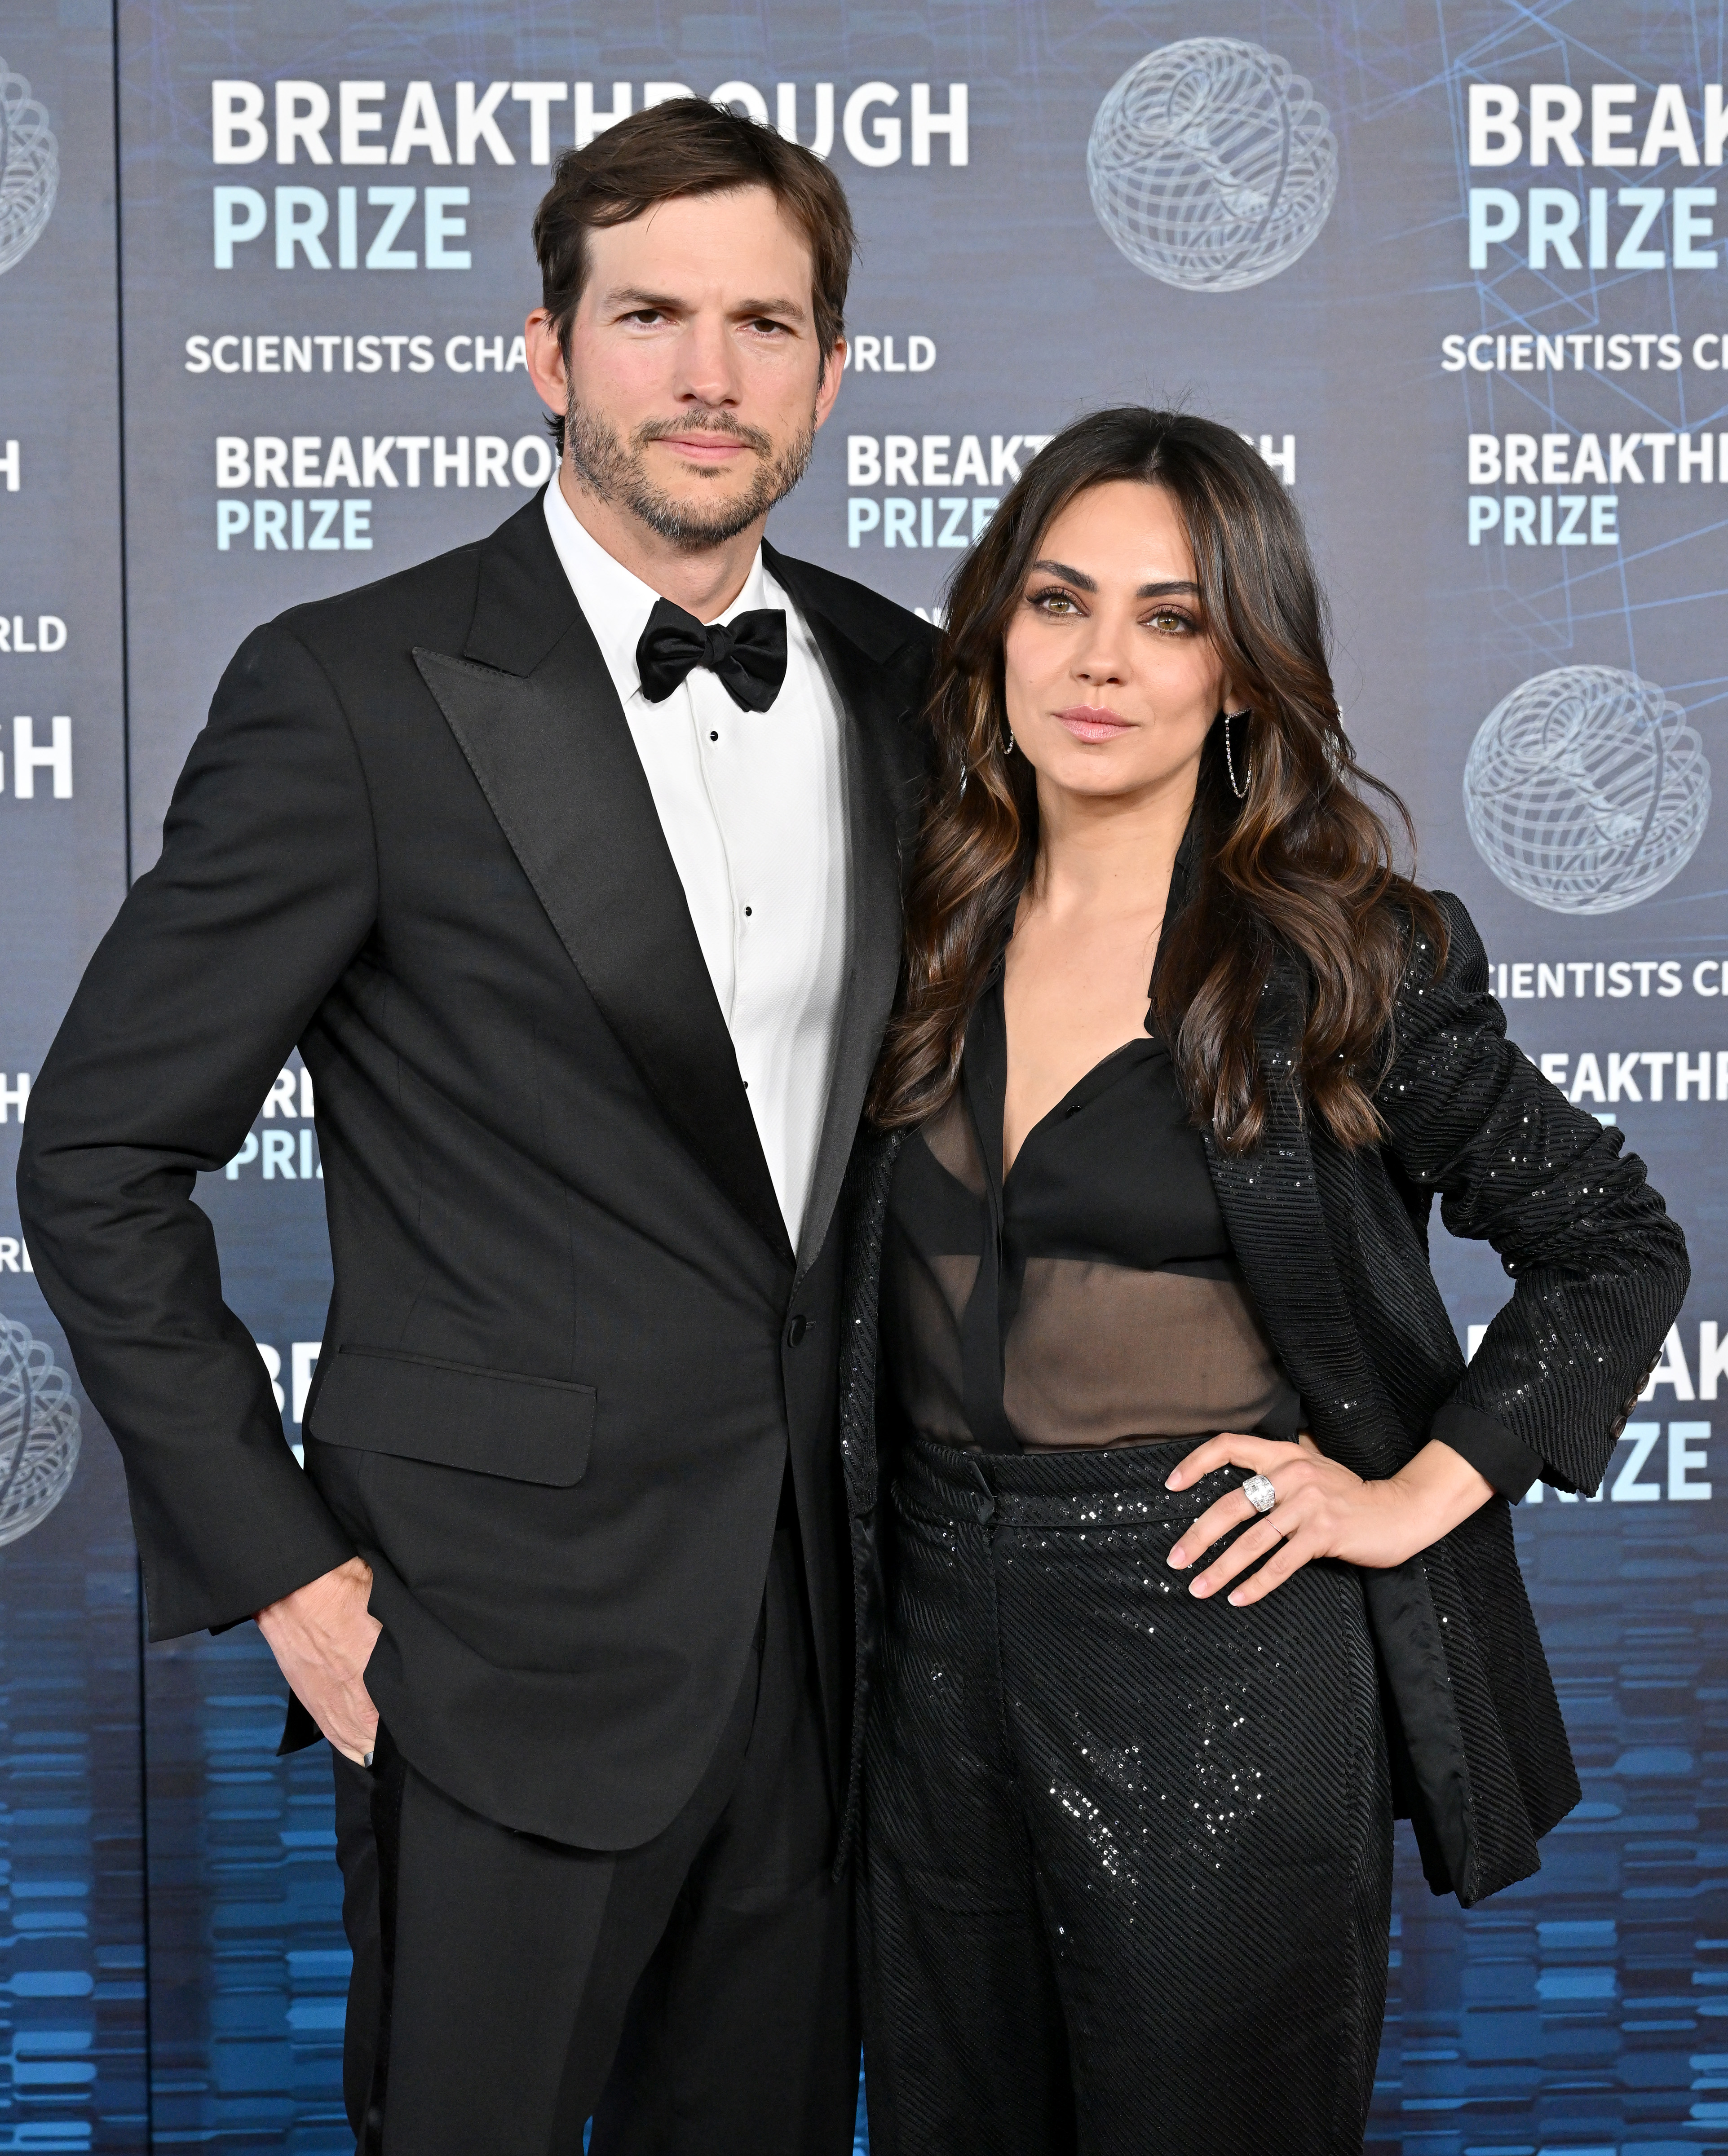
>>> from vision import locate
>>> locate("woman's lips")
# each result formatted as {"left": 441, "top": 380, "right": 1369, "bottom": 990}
{"left": 1055, "top": 705, "right": 1131, "bottom": 743}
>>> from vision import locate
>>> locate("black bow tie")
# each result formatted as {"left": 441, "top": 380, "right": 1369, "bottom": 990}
{"left": 635, "top": 597, "right": 788, "bottom": 712}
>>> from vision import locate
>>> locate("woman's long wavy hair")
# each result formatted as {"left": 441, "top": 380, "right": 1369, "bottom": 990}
{"left": 867, "top": 406, "right": 1445, "bottom": 1154}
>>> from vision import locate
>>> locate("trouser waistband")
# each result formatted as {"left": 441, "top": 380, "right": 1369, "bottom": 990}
{"left": 894, "top": 1430, "right": 1247, "bottom": 1531}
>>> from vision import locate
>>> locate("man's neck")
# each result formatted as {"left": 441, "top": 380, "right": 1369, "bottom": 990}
{"left": 559, "top": 459, "right": 764, "bottom": 623}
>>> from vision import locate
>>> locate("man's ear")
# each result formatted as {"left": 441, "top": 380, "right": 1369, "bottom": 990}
{"left": 524, "top": 308, "right": 569, "bottom": 421}
{"left": 812, "top": 337, "right": 847, "bottom": 432}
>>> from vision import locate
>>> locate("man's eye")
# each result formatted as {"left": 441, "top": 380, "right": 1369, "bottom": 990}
{"left": 748, "top": 318, "right": 788, "bottom": 335}
{"left": 626, "top": 310, "right": 664, "bottom": 326}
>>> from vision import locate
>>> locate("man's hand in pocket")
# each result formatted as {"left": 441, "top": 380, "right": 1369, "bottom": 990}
{"left": 256, "top": 1555, "right": 382, "bottom": 1764}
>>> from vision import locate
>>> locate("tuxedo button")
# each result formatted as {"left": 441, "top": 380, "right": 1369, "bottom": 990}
{"left": 786, "top": 1314, "right": 809, "bottom": 1347}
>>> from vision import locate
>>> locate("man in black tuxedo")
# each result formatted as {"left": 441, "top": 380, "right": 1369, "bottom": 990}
{"left": 19, "top": 100, "right": 932, "bottom": 2154}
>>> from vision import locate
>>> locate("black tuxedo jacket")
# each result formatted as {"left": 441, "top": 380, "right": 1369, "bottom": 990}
{"left": 18, "top": 496, "right": 935, "bottom": 1849}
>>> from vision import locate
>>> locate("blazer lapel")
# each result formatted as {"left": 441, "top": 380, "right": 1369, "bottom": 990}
{"left": 767, "top": 546, "right": 929, "bottom": 1277}
{"left": 1204, "top": 959, "right": 1402, "bottom": 1478}
{"left": 1206, "top": 954, "right": 1480, "bottom": 1897}
{"left": 415, "top": 501, "right": 793, "bottom": 1271}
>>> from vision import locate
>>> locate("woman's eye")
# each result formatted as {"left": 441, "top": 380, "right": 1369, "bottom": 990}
{"left": 1030, "top": 588, "right": 1079, "bottom": 615}
{"left": 1145, "top": 608, "right": 1194, "bottom": 636}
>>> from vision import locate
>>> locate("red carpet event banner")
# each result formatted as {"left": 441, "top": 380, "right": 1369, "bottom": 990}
{"left": 2, "top": 1, "right": 1726, "bottom": 2148}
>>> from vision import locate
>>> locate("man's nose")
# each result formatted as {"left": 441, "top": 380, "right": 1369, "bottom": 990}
{"left": 676, "top": 314, "right": 743, "bottom": 407}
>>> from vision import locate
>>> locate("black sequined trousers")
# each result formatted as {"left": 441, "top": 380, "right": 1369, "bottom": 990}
{"left": 858, "top": 1435, "right": 1392, "bottom": 2156}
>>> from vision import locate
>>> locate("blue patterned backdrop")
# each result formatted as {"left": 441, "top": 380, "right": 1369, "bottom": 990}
{"left": 4, "top": 1, "right": 1728, "bottom": 2147}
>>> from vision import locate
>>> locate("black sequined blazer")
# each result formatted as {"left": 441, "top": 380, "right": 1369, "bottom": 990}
{"left": 835, "top": 891, "right": 1688, "bottom": 1908}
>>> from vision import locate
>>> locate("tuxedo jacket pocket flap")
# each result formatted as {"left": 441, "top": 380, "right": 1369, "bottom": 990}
{"left": 310, "top": 1346, "right": 594, "bottom": 1485}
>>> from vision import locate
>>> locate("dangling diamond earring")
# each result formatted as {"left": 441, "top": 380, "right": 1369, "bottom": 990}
{"left": 1003, "top": 720, "right": 1016, "bottom": 756}
{"left": 1222, "top": 709, "right": 1252, "bottom": 800}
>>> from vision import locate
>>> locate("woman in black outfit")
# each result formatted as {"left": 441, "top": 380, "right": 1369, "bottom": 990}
{"left": 840, "top": 408, "right": 1688, "bottom": 2156}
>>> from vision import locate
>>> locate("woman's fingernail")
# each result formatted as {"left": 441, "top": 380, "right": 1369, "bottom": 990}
{"left": 1168, "top": 1544, "right": 1187, "bottom": 1568}
{"left": 1164, "top": 1473, "right": 1182, "bottom": 1489}
{"left": 1226, "top": 1593, "right": 1244, "bottom": 1608}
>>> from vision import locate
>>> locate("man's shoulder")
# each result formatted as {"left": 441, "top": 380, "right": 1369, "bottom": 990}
{"left": 264, "top": 495, "right": 554, "bottom": 669}
{"left": 267, "top": 531, "right": 488, "bottom": 663}
{"left": 765, "top": 544, "right": 938, "bottom": 666}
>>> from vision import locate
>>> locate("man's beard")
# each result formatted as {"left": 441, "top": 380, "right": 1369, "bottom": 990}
{"left": 564, "top": 397, "right": 817, "bottom": 550}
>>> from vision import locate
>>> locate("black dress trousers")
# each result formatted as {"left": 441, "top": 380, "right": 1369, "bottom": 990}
{"left": 859, "top": 1436, "right": 1392, "bottom": 2156}
{"left": 333, "top": 1516, "right": 858, "bottom": 2156}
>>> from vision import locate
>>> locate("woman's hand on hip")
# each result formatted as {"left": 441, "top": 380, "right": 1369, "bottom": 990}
{"left": 1163, "top": 1433, "right": 1496, "bottom": 1607}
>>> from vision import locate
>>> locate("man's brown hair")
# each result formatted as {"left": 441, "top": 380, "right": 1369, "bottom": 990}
{"left": 533, "top": 98, "right": 857, "bottom": 451}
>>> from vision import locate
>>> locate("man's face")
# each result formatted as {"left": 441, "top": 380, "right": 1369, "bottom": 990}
{"left": 527, "top": 185, "right": 845, "bottom": 551}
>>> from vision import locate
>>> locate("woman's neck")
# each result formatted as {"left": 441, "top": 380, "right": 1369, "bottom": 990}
{"left": 1024, "top": 770, "right": 1198, "bottom": 926}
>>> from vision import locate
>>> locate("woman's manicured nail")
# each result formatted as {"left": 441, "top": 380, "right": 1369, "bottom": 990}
{"left": 1164, "top": 1473, "right": 1182, "bottom": 1489}
{"left": 1168, "top": 1544, "right": 1188, "bottom": 1569}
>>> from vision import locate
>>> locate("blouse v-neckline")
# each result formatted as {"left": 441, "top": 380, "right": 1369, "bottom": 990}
{"left": 880, "top": 801, "right": 1300, "bottom": 1457}
{"left": 970, "top": 979, "right": 1161, "bottom": 1191}
{"left": 983, "top": 801, "right": 1203, "bottom": 1187}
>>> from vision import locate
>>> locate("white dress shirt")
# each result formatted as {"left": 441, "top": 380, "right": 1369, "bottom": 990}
{"left": 542, "top": 477, "right": 850, "bottom": 1249}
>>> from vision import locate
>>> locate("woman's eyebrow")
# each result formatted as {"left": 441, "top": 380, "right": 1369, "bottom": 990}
{"left": 1028, "top": 559, "right": 1200, "bottom": 601}
{"left": 1030, "top": 557, "right": 1096, "bottom": 590}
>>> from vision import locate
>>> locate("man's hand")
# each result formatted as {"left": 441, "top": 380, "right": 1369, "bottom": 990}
{"left": 256, "top": 1555, "right": 381, "bottom": 1764}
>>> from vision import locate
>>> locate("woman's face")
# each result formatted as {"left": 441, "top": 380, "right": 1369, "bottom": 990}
{"left": 1000, "top": 479, "right": 1232, "bottom": 806}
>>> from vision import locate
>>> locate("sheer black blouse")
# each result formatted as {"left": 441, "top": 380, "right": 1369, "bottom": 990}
{"left": 882, "top": 971, "right": 1301, "bottom": 1454}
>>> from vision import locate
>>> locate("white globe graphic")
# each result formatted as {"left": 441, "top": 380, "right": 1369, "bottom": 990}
{"left": 0, "top": 1315, "right": 80, "bottom": 1546}
{"left": 1087, "top": 39, "right": 1338, "bottom": 292}
{"left": 0, "top": 58, "right": 57, "bottom": 278}
{"left": 1463, "top": 666, "right": 1710, "bottom": 915}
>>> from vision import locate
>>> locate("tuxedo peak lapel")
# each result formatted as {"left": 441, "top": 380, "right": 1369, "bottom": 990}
{"left": 414, "top": 603, "right": 794, "bottom": 1271}
{"left": 462, "top": 495, "right": 583, "bottom": 677}
{"left": 765, "top": 548, "right": 932, "bottom": 1274}
{"left": 764, "top": 543, "right": 929, "bottom": 671}
{"left": 763, "top": 548, "right": 929, "bottom": 878}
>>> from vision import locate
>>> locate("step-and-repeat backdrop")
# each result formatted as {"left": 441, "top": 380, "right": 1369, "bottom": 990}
{"left": 4, "top": 1, "right": 1727, "bottom": 2148}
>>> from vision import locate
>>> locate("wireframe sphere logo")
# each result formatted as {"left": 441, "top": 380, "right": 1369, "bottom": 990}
{"left": 1463, "top": 665, "right": 1710, "bottom": 915}
{"left": 0, "top": 1315, "right": 80, "bottom": 1546}
{"left": 0, "top": 58, "right": 57, "bottom": 278}
{"left": 1087, "top": 39, "right": 1338, "bottom": 293}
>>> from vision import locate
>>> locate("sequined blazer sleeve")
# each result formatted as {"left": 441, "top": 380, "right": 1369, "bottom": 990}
{"left": 1374, "top": 890, "right": 1689, "bottom": 1496}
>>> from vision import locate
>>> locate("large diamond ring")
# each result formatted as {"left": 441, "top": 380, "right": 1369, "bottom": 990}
{"left": 1241, "top": 1474, "right": 1277, "bottom": 1516}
